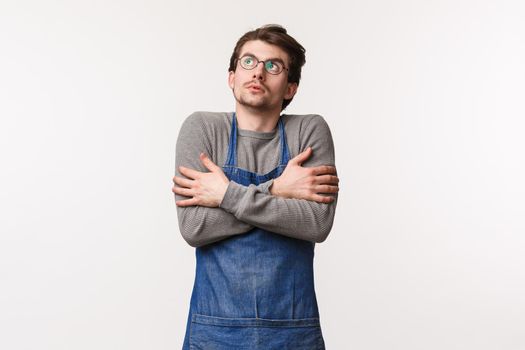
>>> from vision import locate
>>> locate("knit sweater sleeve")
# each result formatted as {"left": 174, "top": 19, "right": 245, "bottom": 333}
{"left": 174, "top": 112, "right": 273, "bottom": 247}
{"left": 219, "top": 115, "right": 338, "bottom": 243}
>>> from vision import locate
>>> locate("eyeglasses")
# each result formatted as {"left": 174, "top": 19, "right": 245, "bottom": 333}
{"left": 237, "top": 55, "right": 289, "bottom": 75}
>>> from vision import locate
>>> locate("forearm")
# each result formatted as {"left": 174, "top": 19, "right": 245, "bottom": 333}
{"left": 176, "top": 206, "right": 252, "bottom": 247}
{"left": 219, "top": 181, "right": 337, "bottom": 243}
{"left": 175, "top": 181, "right": 273, "bottom": 247}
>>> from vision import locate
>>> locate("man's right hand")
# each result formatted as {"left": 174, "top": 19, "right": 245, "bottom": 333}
{"left": 270, "top": 147, "right": 339, "bottom": 203}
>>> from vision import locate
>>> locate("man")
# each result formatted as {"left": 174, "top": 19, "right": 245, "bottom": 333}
{"left": 172, "top": 24, "right": 338, "bottom": 350}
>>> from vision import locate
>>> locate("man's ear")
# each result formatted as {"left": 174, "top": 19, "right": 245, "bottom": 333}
{"left": 228, "top": 71, "right": 235, "bottom": 90}
{"left": 284, "top": 82, "right": 298, "bottom": 100}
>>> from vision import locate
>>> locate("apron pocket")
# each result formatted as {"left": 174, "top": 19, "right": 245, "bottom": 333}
{"left": 189, "top": 314, "right": 324, "bottom": 350}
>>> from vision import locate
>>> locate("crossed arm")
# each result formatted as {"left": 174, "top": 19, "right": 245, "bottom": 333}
{"left": 174, "top": 148, "right": 337, "bottom": 207}
{"left": 172, "top": 113, "right": 338, "bottom": 247}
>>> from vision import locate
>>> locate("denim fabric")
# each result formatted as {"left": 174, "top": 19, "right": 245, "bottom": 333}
{"left": 182, "top": 114, "right": 325, "bottom": 349}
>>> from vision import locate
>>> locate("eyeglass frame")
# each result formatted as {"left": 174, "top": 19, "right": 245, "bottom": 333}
{"left": 235, "top": 54, "right": 289, "bottom": 75}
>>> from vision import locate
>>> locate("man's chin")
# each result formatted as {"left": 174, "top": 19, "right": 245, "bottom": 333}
{"left": 238, "top": 97, "right": 272, "bottom": 111}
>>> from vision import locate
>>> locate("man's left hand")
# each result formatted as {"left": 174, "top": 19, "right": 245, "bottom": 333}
{"left": 172, "top": 153, "right": 229, "bottom": 207}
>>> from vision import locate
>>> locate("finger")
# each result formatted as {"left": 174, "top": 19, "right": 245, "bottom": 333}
{"left": 173, "top": 176, "right": 194, "bottom": 188}
{"left": 199, "top": 153, "right": 221, "bottom": 172}
{"left": 315, "top": 185, "right": 339, "bottom": 194}
{"left": 179, "top": 166, "right": 201, "bottom": 180}
{"left": 289, "top": 147, "right": 312, "bottom": 166}
{"left": 175, "top": 198, "right": 199, "bottom": 207}
{"left": 310, "top": 194, "right": 335, "bottom": 204}
{"left": 172, "top": 186, "right": 194, "bottom": 197}
{"left": 314, "top": 174, "right": 339, "bottom": 185}
{"left": 311, "top": 165, "right": 337, "bottom": 176}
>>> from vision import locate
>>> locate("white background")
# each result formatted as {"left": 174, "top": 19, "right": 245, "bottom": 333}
{"left": 1, "top": 0, "right": 524, "bottom": 349}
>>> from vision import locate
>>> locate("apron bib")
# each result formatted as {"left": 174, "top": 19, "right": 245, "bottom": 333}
{"left": 182, "top": 113, "right": 325, "bottom": 349}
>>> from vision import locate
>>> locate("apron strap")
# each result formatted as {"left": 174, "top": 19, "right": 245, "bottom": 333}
{"left": 224, "top": 112, "right": 238, "bottom": 167}
{"left": 278, "top": 117, "right": 291, "bottom": 166}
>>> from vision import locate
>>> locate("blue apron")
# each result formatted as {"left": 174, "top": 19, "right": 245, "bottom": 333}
{"left": 183, "top": 113, "right": 325, "bottom": 349}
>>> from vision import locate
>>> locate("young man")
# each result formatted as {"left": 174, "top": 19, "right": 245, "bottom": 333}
{"left": 173, "top": 24, "right": 338, "bottom": 350}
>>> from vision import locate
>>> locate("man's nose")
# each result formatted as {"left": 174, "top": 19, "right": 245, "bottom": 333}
{"left": 252, "top": 62, "right": 266, "bottom": 80}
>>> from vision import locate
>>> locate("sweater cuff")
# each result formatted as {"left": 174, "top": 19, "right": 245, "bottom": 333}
{"left": 257, "top": 179, "right": 274, "bottom": 194}
{"left": 219, "top": 181, "right": 246, "bottom": 214}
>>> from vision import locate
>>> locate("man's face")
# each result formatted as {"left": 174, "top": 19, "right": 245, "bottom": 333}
{"left": 228, "top": 40, "right": 298, "bottom": 112}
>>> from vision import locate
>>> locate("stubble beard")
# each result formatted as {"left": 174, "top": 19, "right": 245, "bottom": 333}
{"left": 235, "top": 89, "right": 274, "bottom": 112}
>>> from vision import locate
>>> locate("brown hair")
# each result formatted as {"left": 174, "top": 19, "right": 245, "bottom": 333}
{"left": 228, "top": 24, "right": 306, "bottom": 110}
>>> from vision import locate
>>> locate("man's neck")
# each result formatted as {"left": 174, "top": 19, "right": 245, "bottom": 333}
{"left": 235, "top": 104, "right": 281, "bottom": 132}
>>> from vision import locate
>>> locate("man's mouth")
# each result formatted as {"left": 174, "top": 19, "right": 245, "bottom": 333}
{"left": 247, "top": 83, "right": 264, "bottom": 92}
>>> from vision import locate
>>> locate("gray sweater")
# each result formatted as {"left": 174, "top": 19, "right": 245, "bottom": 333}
{"left": 174, "top": 111, "right": 337, "bottom": 247}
